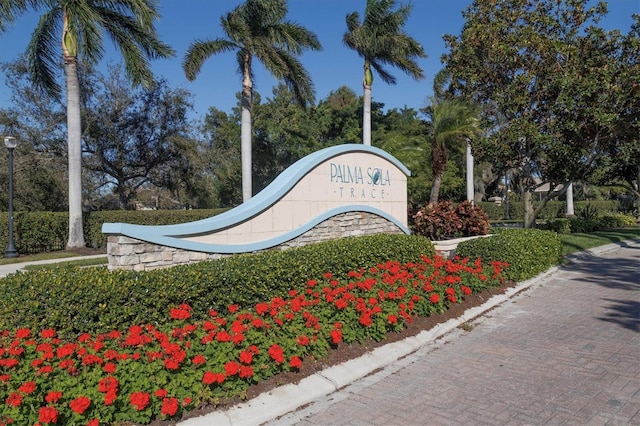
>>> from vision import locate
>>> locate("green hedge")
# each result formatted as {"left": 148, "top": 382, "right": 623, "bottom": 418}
{"left": 456, "top": 228, "right": 562, "bottom": 282}
{"left": 0, "top": 233, "right": 435, "bottom": 338}
{"left": 0, "top": 209, "right": 228, "bottom": 254}
{"left": 541, "top": 213, "right": 637, "bottom": 234}
{"left": 478, "top": 200, "right": 621, "bottom": 221}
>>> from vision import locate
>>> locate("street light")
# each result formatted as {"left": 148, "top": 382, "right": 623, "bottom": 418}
{"left": 4, "top": 136, "right": 18, "bottom": 258}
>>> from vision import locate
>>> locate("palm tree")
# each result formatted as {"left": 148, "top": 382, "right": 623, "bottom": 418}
{"left": 183, "top": 0, "right": 322, "bottom": 203}
{"left": 0, "top": 0, "right": 35, "bottom": 32}
{"left": 343, "top": 0, "right": 426, "bottom": 146}
{"left": 427, "top": 98, "right": 482, "bottom": 205}
{"left": 19, "top": 0, "right": 174, "bottom": 248}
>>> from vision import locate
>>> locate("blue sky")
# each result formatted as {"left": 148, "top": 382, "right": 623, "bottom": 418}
{"left": 1, "top": 1, "right": 638, "bottom": 121}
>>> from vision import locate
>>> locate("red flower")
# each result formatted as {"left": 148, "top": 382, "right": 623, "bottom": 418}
{"left": 38, "top": 406, "right": 58, "bottom": 424}
{"left": 41, "top": 329, "right": 56, "bottom": 339}
{"left": 330, "top": 328, "right": 342, "bottom": 344}
{"left": 359, "top": 314, "right": 373, "bottom": 327}
{"left": 297, "top": 335, "right": 310, "bottom": 346}
{"left": 224, "top": 361, "right": 240, "bottom": 376}
{"left": 78, "top": 333, "right": 92, "bottom": 343}
{"left": 103, "top": 362, "right": 116, "bottom": 374}
{"left": 268, "top": 344, "right": 285, "bottom": 364}
{"left": 255, "top": 302, "right": 269, "bottom": 315}
{"left": 104, "top": 390, "right": 117, "bottom": 406}
{"left": 429, "top": 294, "right": 440, "bottom": 304}
{"left": 129, "top": 391, "right": 150, "bottom": 411}
{"left": 170, "top": 307, "right": 190, "bottom": 320}
{"left": 15, "top": 328, "right": 30, "bottom": 339}
{"left": 155, "top": 388, "right": 168, "bottom": 398}
{"left": 87, "top": 419, "right": 99, "bottom": 426}
{"left": 98, "top": 376, "right": 119, "bottom": 393}
{"left": 161, "top": 397, "right": 179, "bottom": 416}
{"left": 228, "top": 304, "right": 239, "bottom": 313}
{"left": 289, "top": 356, "right": 302, "bottom": 369}
{"left": 0, "top": 358, "right": 18, "bottom": 368}
{"left": 5, "top": 393, "right": 22, "bottom": 407}
{"left": 216, "top": 330, "right": 231, "bottom": 342}
{"left": 202, "top": 371, "right": 225, "bottom": 385}
{"left": 387, "top": 314, "right": 398, "bottom": 324}
{"left": 38, "top": 365, "right": 53, "bottom": 375}
{"left": 239, "top": 350, "right": 253, "bottom": 364}
{"left": 192, "top": 355, "right": 206, "bottom": 365}
{"left": 70, "top": 396, "right": 91, "bottom": 415}
{"left": 56, "top": 343, "right": 77, "bottom": 358}
{"left": 239, "top": 365, "right": 254, "bottom": 378}
{"left": 18, "top": 381, "right": 36, "bottom": 394}
{"left": 45, "top": 391, "right": 63, "bottom": 404}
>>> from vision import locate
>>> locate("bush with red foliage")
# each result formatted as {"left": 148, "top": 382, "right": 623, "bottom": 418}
{"left": 412, "top": 200, "right": 490, "bottom": 240}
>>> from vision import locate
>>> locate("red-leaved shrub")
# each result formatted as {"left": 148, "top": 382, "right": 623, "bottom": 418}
{"left": 412, "top": 200, "right": 490, "bottom": 240}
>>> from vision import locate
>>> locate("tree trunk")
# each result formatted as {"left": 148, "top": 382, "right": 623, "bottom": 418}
{"left": 523, "top": 190, "right": 536, "bottom": 228}
{"left": 429, "top": 172, "right": 442, "bottom": 205}
{"left": 241, "top": 58, "right": 253, "bottom": 203}
{"left": 65, "top": 59, "right": 85, "bottom": 249}
{"left": 362, "top": 83, "right": 372, "bottom": 146}
{"left": 466, "top": 141, "right": 474, "bottom": 202}
{"left": 565, "top": 182, "right": 575, "bottom": 217}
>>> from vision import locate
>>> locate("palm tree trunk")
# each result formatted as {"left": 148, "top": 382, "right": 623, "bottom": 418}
{"left": 241, "top": 96, "right": 252, "bottom": 203}
{"left": 241, "top": 59, "right": 253, "bottom": 203}
{"left": 565, "top": 182, "right": 575, "bottom": 217}
{"left": 65, "top": 59, "right": 85, "bottom": 248}
{"left": 429, "top": 173, "right": 442, "bottom": 205}
{"left": 466, "top": 141, "right": 474, "bottom": 202}
{"left": 362, "top": 83, "right": 372, "bottom": 146}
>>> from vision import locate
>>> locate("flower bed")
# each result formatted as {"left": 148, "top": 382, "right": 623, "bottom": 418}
{"left": 0, "top": 255, "right": 508, "bottom": 425}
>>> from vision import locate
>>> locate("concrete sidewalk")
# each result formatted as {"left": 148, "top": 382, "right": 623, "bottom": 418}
{"left": 0, "top": 254, "right": 107, "bottom": 277}
{"left": 183, "top": 239, "right": 640, "bottom": 425}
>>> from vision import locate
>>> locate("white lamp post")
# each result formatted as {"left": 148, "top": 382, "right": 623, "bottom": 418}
{"left": 4, "top": 136, "right": 18, "bottom": 258}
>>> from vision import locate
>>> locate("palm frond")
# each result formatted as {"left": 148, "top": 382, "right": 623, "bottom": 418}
{"left": 183, "top": 39, "right": 237, "bottom": 81}
{"left": 344, "top": 0, "right": 426, "bottom": 86}
{"left": 27, "top": 8, "right": 62, "bottom": 98}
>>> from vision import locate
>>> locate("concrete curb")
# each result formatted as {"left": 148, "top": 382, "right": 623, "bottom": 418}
{"left": 181, "top": 240, "right": 640, "bottom": 426}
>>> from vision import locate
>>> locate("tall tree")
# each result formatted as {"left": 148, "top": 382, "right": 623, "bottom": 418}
{"left": 424, "top": 98, "right": 481, "bottom": 205}
{"left": 183, "top": 0, "right": 322, "bottom": 203}
{"left": 343, "top": 0, "right": 426, "bottom": 146}
{"left": 20, "top": 0, "right": 173, "bottom": 248}
{"left": 82, "top": 65, "right": 193, "bottom": 209}
{"left": 443, "top": 0, "right": 637, "bottom": 227}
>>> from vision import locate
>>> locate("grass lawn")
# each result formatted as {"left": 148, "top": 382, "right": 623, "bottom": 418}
{"left": 559, "top": 227, "right": 640, "bottom": 255}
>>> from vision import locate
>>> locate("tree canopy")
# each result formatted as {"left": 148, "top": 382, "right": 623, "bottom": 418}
{"left": 442, "top": 0, "right": 640, "bottom": 226}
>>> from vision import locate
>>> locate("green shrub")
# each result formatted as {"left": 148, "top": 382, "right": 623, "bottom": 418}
{"left": 0, "top": 209, "right": 229, "bottom": 254}
{"left": 544, "top": 218, "right": 571, "bottom": 234}
{"left": 478, "top": 199, "right": 621, "bottom": 222}
{"left": 597, "top": 213, "right": 637, "bottom": 229}
{"left": 0, "top": 233, "right": 434, "bottom": 338}
{"left": 456, "top": 228, "right": 562, "bottom": 282}
{"left": 569, "top": 217, "right": 600, "bottom": 233}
